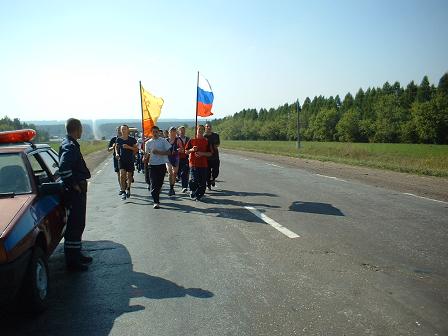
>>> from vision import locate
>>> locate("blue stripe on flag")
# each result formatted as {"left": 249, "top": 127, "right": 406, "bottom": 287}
{"left": 197, "top": 87, "right": 214, "bottom": 105}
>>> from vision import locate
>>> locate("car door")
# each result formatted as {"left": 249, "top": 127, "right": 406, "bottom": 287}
{"left": 28, "top": 151, "right": 66, "bottom": 254}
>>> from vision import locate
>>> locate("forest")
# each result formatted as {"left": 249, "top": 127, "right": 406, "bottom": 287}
{"left": 212, "top": 73, "right": 448, "bottom": 144}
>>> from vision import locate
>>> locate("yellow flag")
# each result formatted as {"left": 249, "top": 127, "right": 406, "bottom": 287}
{"left": 141, "top": 85, "right": 164, "bottom": 138}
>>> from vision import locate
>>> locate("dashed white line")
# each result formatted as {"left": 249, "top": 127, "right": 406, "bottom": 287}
{"left": 315, "top": 174, "right": 347, "bottom": 182}
{"left": 244, "top": 206, "right": 300, "bottom": 239}
{"left": 266, "top": 163, "right": 283, "bottom": 168}
{"left": 402, "top": 193, "right": 447, "bottom": 205}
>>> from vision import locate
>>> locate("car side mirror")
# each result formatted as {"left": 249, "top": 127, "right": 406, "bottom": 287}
{"left": 39, "top": 182, "right": 64, "bottom": 196}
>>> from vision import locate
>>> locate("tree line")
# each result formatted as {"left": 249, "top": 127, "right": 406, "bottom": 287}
{"left": 212, "top": 73, "right": 448, "bottom": 144}
{"left": 0, "top": 116, "right": 49, "bottom": 142}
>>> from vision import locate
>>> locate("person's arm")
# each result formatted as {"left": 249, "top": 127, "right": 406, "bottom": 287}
{"left": 196, "top": 140, "right": 212, "bottom": 158}
{"left": 107, "top": 138, "right": 116, "bottom": 152}
{"left": 59, "top": 143, "right": 81, "bottom": 192}
{"left": 152, "top": 141, "right": 171, "bottom": 155}
{"left": 184, "top": 139, "right": 198, "bottom": 154}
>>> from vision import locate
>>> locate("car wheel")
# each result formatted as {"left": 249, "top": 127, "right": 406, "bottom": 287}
{"left": 22, "top": 246, "right": 49, "bottom": 312}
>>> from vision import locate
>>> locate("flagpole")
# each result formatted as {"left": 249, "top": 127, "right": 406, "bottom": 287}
{"left": 139, "top": 81, "right": 145, "bottom": 151}
{"left": 195, "top": 71, "right": 199, "bottom": 139}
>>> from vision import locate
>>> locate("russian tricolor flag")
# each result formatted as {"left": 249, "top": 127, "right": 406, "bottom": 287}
{"left": 197, "top": 74, "right": 214, "bottom": 117}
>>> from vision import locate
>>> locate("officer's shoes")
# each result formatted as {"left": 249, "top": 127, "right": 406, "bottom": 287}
{"left": 126, "top": 190, "right": 131, "bottom": 198}
{"left": 119, "top": 190, "right": 125, "bottom": 195}
{"left": 80, "top": 253, "right": 93, "bottom": 265}
{"left": 66, "top": 262, "right": 89, "bottom": 272}
{"left": 121, "top": 193, "right": 127, "bottom": 200}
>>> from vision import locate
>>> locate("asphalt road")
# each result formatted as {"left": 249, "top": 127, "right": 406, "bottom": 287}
{"left": 3, "top": 151, "right": 448, "bottom": 335}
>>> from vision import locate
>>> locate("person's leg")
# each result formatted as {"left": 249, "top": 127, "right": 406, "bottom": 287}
{"left": 189, "top": 167, "right": 199, "bottom": 198}
{"left": 149, "top": 165, "right": 159, "bottom": 203}
{"left": 196, "top": 167, "right": 208, "bottom": 199}
{"left": 126, "top": 170, "right": 133, "bottom": 197}
{"left": 119, "top": 168, "right": 127, "bottom": 196}
{"left": 64, "top": 190, "right": 88, "bottom": 270}
{"left": 180, "top": 159, "right": 190, "bottom": 190}
{"left": 151, "top": 165, "right": 166, "bottom": 204}
{"left": 166, "top": 163, "right": 174, "bottom": 195}
{"left": 206, "top": 162, "right": 212, "bottom": 190}
{"left": 211, "top": 159, "right": 220, "bottom": 185}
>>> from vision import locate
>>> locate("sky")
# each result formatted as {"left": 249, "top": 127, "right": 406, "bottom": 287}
{"left": 0, "top": 0, "right": 447, "bottom": 122}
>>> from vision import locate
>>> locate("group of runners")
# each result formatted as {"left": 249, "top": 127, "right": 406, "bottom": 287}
{"left": 108, "top": 123, "right": 220, "bottom": 208}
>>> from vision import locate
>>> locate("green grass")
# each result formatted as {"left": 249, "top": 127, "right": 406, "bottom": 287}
{"left": 49, "top": 140, "right": 108, "bottom": 156}
{"left": 221, "top": 140, "right": 448, "bottom": 177}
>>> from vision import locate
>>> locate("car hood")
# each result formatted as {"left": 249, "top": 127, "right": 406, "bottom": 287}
{"left": 0, "top": 195, "right": 33, "bottom": 237}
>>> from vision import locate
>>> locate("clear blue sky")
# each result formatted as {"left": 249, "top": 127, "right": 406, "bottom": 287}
{"left": 0, "top": 0, "right": 447, "bottom": 121}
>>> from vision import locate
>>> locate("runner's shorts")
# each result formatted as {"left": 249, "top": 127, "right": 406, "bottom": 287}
{"left": 168, "top": 156, "right": 179, "bottom": 167}
{"left": 119, "top": 160, "right": 135, "bottom": 172}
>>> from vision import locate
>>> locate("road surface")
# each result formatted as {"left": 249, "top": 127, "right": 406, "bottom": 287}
{"left": 3, "top": 151, "right": 448, "bottom": 335}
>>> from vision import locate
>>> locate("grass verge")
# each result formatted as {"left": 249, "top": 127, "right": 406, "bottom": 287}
{"left": 221, "top": 140, "right": 448, "bottom": 177}
{"left": 49, "top": 140, "right": 107, "bottom": 156}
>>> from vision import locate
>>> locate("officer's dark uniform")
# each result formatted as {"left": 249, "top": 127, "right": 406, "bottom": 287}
{"left": 59, "top": 135, "right": 91, "bottom": 267}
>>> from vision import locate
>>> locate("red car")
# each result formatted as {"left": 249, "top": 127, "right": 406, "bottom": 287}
{"left": 0, "top": 129, "right": 67, "bottom": 311}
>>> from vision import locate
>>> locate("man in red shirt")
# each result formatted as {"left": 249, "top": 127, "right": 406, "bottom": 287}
{"left": 185, "top": 125, "right": 212, "bottom": 201}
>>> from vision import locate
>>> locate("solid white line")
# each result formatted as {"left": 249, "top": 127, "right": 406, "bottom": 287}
{"left": 402, "top": 193, "right": 447, "bottom": 205}
{"left": 315, "top": 173, "right": 347, "bottom": 182}
{"left": 266, "top": 163, "right": 283, "bottom": 168}
{"left": 97, "top": 169, "right": 103, "bottom": 174}
{"left": 244, "top": 206, "right": 300, "bottom": 239}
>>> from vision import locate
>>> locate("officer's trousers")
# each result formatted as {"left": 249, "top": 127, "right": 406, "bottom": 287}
{"left": 64, "top": 188, "right": 87, "bottom": 263}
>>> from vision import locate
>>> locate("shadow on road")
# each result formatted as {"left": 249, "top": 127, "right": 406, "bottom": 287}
{"left": 1, "top": 240, "right": 213, "bottom": 336}
{"left": 289, "top": 201, "right": 344, "bottom": 216}
{"left": 161, "top": 201, "right": 269, "bottom": 224}
{"left": 211, "top": 189, "right": 278, "bottom": 198}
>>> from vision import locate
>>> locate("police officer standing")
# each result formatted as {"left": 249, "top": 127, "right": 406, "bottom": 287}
{"left": 59, "top": 118, "right": 92, "bottom": 271}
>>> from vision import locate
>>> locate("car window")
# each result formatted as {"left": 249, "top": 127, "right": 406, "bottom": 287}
{"left": 48, "top": 149, "right": 60, "bottom": 163}
{"left": 38, "top": 150, "right": 59, "bottom": 178}
{"left": 28, "top": 154, "right": 52, "bottom": 184}
{"left": 0, "top": 153, "right": 32, "bottom": 194}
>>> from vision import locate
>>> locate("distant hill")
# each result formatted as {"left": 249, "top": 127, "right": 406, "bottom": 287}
{"left": 27, "top": 119, "right": 196, "bottom": 139}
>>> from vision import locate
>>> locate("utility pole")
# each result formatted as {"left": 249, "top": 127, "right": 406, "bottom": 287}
{"left": 296, "top": 99, "right": 301, "bottom": 150}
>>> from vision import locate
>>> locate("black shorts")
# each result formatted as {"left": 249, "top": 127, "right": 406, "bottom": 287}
{"left": 119, "top": 160, "right": 135, "bottom": 172}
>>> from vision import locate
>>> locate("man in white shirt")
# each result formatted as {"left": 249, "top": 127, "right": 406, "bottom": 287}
{"left": 144, "top": 125, "right": 172, "bottom": 209}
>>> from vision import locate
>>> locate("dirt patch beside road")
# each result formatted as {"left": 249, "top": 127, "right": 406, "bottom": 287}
{"left": 223, "top": 149, "right": 448, "bottom": 203}
{"left": 84, "top": 149, "right": 110, "bottom": 173}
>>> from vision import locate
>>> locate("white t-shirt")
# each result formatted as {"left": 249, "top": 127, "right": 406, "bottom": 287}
{"left": 145, "top": 137, "right": 171, "bottom": 165}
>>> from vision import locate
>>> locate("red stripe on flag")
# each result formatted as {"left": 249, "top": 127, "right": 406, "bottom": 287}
{"left": 197, "top": 102, "right": 213, "bottom": 117}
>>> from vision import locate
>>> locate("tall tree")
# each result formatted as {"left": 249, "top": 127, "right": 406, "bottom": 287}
{"left": 416, "top": 75, "right": 432, "bottom": 103}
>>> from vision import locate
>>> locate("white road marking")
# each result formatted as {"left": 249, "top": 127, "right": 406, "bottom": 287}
{"left": 97, "top": 169, "right": 103, "bottom": 174}
{"left": 244, "top": 206, "right": 300, "bottom": 239}
{"left": 402, "top": 193, "right": 447, "bottom": 205}
{"left": 315, "top": 174, "right": 347, "bottom": 182}
{"left": 266, "top": 163, "right": 283, "bottom": 168}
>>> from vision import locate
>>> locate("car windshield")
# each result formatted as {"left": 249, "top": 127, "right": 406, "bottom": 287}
{"left": 0, "top": 153, "right": 32, "bottom": 195}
